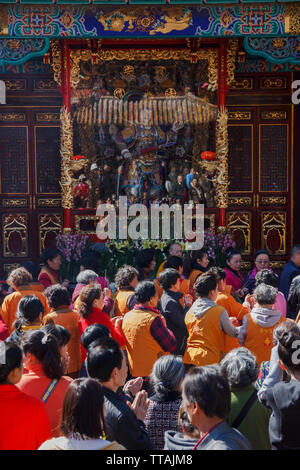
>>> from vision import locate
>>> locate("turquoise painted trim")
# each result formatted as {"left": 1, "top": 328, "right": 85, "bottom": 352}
{"left": 244, "top": 37, "right": 300, "bottom": 65}
{"left": 0, "top": 38, "right": 50, "bottom": 66}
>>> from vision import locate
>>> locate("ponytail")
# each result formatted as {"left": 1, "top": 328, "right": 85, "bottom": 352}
{"left": 78, "top": 284, "right": 102, "bottom": 319}
{"left": 22, "top": 329, "right": 64, "bottom": 379}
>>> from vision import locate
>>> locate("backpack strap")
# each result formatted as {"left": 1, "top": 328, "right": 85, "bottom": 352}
{"left": 231, "top": 390, "right": 257, "bottom": 429}
{"left": 41, "top": 378, "right": 59, "bottom": 404}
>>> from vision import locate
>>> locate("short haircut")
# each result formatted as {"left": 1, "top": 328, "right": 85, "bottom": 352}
{"left": 220, "top": 347, "right": 259, "bottom": 388}
{"left": 254, "top": 249, "right": 270, "bottom": 260}
{"left": 41, "top": 248, "right": 60, "bottom": 264}
{"left": 255, "top": 269, "right": 279, "bottom": 289}
{"left": 0, "top": 342, "right": 23, "bottom": 384}
{"left": 291, "top": 244, "right": 300, "bottom": 258}
{"left": 134, "top": 281, "right": 156, "bottom": 303}
{"left": 158, "top": 268, "right": 180, "bottom": 291}
{"left": 182, "top": 365, "right": 231, "bottom": 420}
{"left": 7, "top": 267, "right": 32, "bottom": 288}
{"left": 76, "top": 270, "right": 98, "bottom": 285}
{"left": 87, "top": 337, "right": 123, "bottom": 382}
{"left": 164, "top": 256, "right": 183, "bottom": 271}
{"left": 225, "top": 249, "right": 241, "bottom": 262}
{"left": 60, "top": 378, "right": 106, "bottom": 439}
{"left": 135, "top": 248, "right": 155, "bottom": 270}
{"left": 115, "top": 265, "right": 139, "bottom": 290}
{"left": 253, "top": 283, "right": 277, "bottom": 305}
{"left": 44, "top": 284, "right": 70, "bottom": 309}
{"left": 80, "top": 324, "right": 110, "bottom": 350}
{"left": 193, "top": 273, "right": 217, "bottom": 297}
{"left": 207, "top": 266, "right": 226, "bottom": 282}
{"left": 20, "top": 261, "right": 41, "bottom": 280}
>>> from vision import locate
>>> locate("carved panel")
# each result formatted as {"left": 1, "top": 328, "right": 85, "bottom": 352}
{"left": 0, "top": 113, "right": 26, "bottom": 122}
{"left": 228, "top": 111, "right": 252, "bottom": 121}
{"left": 3, "top": 264, "right": 21, "bottom": 276}
{"left": 37, "top": 198, "right": 62, "bottom": 208}
{"left": 230, "top": 78, "right": 254, "bottom": 90}
{"left": 228, "top": 196, "right": 252, "bottom": 206}
{"left": 2, "top": 199, "right": 28, "bottom": 208}
{"left": 0, "top": 127, "right": 28, "bottom": 194}
{"left": 261, "top": 196, "right": 286, "bottom": 206}
{"left": 75, "top": 215, "right": 98, "bottom": 235}
{"left": 226, "top": 212, "right": 251, "bottom": 255}
{"left": 2, "top": 214, "right": 28, "bottom": 258}
{"left": 35, "top": 126, "right": 61, "bottom": 193}
{"left": 33, "top": 79, "right": 57, "bottom": 91}
{"left": 4, "top": 79, "right": 26, "bottom": 91}
{"left": 261, "top": 212, "right": 286, "bottom": 255}
{"left": 261, "top": 111, "right": 287, "bottom": 121}
{"left": 228, "top": 125, "right": 253, "bottom": 192}
{"left": 38, "top": 213, "right": 63, "bottom": 256}
{"left": 259, "top": 77, "right": 288, "bottom": 89}
{"left": 35, "top": 112, "right": 60, "bottom": 122}
{"left": 260, "top": 124, "right": 288, "bottom": 192}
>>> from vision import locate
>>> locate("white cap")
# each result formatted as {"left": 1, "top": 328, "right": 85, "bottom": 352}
{"left": 90, "top": 163, "right": 98, "bottom": 171}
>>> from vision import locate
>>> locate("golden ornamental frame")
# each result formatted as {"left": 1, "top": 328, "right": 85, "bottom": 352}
{"left": 56, "top": 42, "right": 232, "bottom": 213}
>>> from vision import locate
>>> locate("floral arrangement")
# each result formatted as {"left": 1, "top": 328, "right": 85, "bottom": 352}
{"left": 56, "top": 233, "right": 90, "bottom": 281}
{"left": 203, "top": 228, "right": 236, "bottom": 267}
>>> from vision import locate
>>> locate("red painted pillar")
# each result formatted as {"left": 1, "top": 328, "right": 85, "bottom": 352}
{"left": 60, "top": 39, "right": 72, "bottom": 231}
{"left": 217, "top": 39, "right": 228, "bottom": 228}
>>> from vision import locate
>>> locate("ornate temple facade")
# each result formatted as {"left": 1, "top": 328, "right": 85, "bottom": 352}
{"left": 0, "top": 1, "right": 299, "bottom": 274}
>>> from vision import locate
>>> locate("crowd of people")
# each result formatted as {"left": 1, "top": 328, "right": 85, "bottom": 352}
{"left": 1, "top": 243, "right": 300, "bottom": 450}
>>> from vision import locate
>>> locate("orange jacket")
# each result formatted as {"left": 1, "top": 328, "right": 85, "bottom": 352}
{"left": 43, "top": 307, "right": 81, "bottom": 374}
{"left": 0, "top": 286, "right": 49, "bottom": 334}
{"left": 122, "top": 307, "right": 168, "bottom": 377}
{"left": 17, "top": 363, "right": 72, "bottom": 438}
{"left": 188, "top": 269, "right": 204, "bottom": 290}
{"left": 244, "top": 314, "right": 285, "bottom": 366}
{"left": 216, "top": 286, "right": 248, "bottom": 322}
{"left": 183, "top": 304, "right": 226, "bottom": 367}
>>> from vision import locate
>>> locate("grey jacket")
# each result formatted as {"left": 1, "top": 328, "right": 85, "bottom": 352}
{"left": 195, "top": 421, "right": 252, "bottom": 450}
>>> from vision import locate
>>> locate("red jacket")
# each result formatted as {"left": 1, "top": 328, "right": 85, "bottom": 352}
{"left": 0, "top": 384, "right": 52, "bottom": 450}
{"left": 78, "top": 307, "right": 125, "bottom": 362}
{"left": 0, "top": 314, "right": 8, "bottom": 341}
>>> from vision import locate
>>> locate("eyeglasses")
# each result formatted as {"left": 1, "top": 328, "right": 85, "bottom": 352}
{"left": 256, "top": 260, "right": 269, "bottom": 265}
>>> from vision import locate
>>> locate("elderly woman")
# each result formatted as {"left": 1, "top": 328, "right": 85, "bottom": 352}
{"left": 243, "top": 250, "right": 271, "bottom": 294}
{"left": 220, "top": 348, "right": 271, "bottom": 450}
{"left": 72, "top": 269, "right": 113, "bottom": 315}
{"left": 238, "top": 283, "right": 284, "bottom": 366}
{"left": 144, "top": 355, "right": 185, "bottom": 450}
{"left": 1, "top": 267, "right": 48, "bottom": 334}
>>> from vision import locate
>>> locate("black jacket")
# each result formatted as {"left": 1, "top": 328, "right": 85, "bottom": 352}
{"left": 160, "top": 290, "right": 189, "bottom": 356}
{"left": 103, "top": 386, "right": 152, "bottom": 450}
{"left": 288, "top": 274, "right": 300, "bottom": 319}
{"left": 261, "top": 379, "right": 300, "bottom": 450}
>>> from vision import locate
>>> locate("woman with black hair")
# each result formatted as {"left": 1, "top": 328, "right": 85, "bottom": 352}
{"left": 243, "top": 249, "right": 271, "bottom": 295}
{"left": 39, "top": 378, "right": 124, "bottom": 450}
{"left": 39, "top": 248, "right": 69, "bottom": 290}
{"left": 0, "top": 341, "right": 52, "bottom": 450}
{"left": 224, "top": 249, "right": 246, "bottom": 300}
{"left": 135, "top": 248, "right": 156, "bottom": 282}
{"left": 182, "top": 249, "right": 210, "bottom": 290}
{"left": 8, "top": 295, "right": 44, "bottom": 345}
{"left": 20, "top": 261, "right": 44, "bottom": 292}
{"left": 17, "top": 325, "right": 73, "bottom": 437}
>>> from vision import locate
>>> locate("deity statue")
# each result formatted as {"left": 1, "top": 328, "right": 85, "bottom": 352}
{"left": 110, "top": 103, "right": 183, "bottom": 202}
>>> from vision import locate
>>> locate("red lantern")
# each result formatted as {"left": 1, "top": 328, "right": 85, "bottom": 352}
{"left": 201, "top": 151, "right": 216, "bottom": 161}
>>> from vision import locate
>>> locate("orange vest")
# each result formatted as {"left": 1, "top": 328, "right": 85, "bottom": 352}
{"left": 244, "top": 314, "right": 285, "bottom": 367}
{"left": 43, "top": 308, "right": 81, "bottom": 374}
{"left": 122, "top": 307, "right": 167, "bottom": 377}
{"left": 114, "top": 290, "right": 134, "bottom": 316}
{"left": 183, "top": 304, "right": 226, "bottom": 367}
{"left": 188, "top": 270, "right": 203, "bottom": 289}
{"left": 156, "top": 260, "right": 167, "bottom": 277}
{"left": 38, "top": 267, "right": 59, "bottom": 286}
